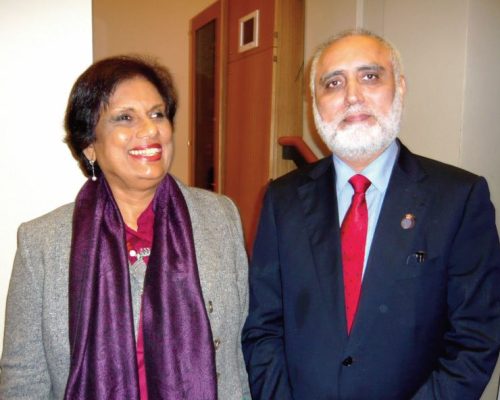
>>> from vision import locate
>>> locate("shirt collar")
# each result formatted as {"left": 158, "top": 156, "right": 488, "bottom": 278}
{"left": 334, "top": 140, "right": 399, "bottom": 194}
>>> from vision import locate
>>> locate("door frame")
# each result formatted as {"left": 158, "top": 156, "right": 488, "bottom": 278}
{"left": 189, "top": 0, "right": 225, "bottom": 192}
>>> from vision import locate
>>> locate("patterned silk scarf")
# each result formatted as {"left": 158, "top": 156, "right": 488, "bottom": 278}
{"left": 64, "top": 174, "right": 217, "bottom": 399}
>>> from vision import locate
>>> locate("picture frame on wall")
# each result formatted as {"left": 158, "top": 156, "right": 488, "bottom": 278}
{"left": 238, "top": 9, "right": 259, "bottom": 52}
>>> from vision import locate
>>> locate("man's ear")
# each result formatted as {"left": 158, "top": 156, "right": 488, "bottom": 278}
{"left": 82, "top": 144, "right": 96, "bottom": 162}
{"left": 399, "top": 75, "right": 407, "bottom": 97}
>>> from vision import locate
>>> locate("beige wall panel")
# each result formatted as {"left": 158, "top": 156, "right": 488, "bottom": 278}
{"left": 461, "top": 0, "right": 500, "bottom": 232}
{"left": 382, "top": 0, "right": 468, "bottom": 167}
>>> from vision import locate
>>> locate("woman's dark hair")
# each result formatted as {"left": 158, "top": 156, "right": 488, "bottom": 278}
{"left": 64, "top": 55, "right": 178, "bottom": 177}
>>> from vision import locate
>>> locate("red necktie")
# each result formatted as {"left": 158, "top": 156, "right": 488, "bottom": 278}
{"left": 341, "top": 174, "right": 371, "bottom": 334}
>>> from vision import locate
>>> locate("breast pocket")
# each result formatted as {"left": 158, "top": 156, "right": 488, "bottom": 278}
{"left": 396, "top": 251, "right": 443, "bottom": 280}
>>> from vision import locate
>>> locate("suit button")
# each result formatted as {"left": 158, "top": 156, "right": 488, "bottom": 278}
{"left": 342, "top": 356, "right": 353, "bottom": 366}
{"left": 214, "top": 338, "right": 221, "bottom": 350}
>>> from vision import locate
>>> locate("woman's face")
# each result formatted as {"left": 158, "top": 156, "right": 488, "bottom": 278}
{"left": 84, "top": 76, "right": 174, "bottom": 194}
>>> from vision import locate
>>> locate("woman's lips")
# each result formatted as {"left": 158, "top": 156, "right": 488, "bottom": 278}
{"left": 128, "top": 144, "right": 162, "bottom": 161}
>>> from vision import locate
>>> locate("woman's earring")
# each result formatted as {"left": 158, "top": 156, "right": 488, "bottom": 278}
{"left": 89, "top": 159, "right": 97, "bottom": 181}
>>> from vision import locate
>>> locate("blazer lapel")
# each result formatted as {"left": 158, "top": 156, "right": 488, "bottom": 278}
{"left": 297, "top": 158, "right": 348, "bottom": 338}
{"left": 350, "top": 142, "right": 430, "bottom": 339}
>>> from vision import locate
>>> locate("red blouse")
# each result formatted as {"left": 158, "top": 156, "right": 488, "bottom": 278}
{"left": 125, "top": 202, "right": 155, "bottom": 400}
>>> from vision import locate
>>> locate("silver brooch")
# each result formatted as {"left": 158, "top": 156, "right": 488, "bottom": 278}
{"left": 130, "top": 247, "right": 151, "bottom": 262}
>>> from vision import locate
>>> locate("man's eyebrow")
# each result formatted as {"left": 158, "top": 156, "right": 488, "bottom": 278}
{"left": 319, "top": 64, "right": 386, "bottom": 84}
{"left": 357, "top": 64, "right": 385, "bottom": 73}
{"left": 319, "top": 70, "right": 343, "bottom": 85}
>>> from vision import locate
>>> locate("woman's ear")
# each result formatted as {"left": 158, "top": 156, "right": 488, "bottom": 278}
{"left": 83, "top": 144, "right": 96, "bottom": 162}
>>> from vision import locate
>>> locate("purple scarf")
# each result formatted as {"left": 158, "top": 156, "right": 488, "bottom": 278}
{"left": 64, "top": 175, "right": 217, "bottom": 399}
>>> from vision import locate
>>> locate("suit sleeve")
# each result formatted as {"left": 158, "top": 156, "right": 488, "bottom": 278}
{"left": 412, "top": 177, "right": 500, "bottom": 399}
{"left": 242, "top": 187, "right": 294, "bottom": 400}
{"left": 0, "top": 223, "right": 52, "bottom": 398}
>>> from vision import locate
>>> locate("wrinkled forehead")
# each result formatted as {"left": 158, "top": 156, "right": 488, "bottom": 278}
{"left": 317, "top": 35, "right": 394, "bottom": 79}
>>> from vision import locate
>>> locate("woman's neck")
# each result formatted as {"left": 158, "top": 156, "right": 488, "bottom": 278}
{"left": 111, "top": 187, "right": 156, "bottom": 231}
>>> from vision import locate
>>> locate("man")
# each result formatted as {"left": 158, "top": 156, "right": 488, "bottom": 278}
{"left": 242, "top": 29, "right": 500, "bottom": 399}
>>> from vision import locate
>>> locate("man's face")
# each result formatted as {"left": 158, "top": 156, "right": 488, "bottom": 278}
{"left": 313, "top": 35, "right": 406, "bottom": 166}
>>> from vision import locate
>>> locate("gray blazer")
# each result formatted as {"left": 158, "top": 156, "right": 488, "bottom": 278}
{"left": 0, "top": 182, "right": 250, "bottom": 400}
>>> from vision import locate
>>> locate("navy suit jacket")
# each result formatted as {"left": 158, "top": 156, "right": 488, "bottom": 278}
{"left": 242, "top": 141, "right": 500, "bottom": 399}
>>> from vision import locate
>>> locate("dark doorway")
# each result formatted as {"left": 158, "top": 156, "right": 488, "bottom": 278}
{"left": 190, "top": 2, "right": 221, "bottom": 192}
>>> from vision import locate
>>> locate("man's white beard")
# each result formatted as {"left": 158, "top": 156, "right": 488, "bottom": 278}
{"left": 313, "top": 88, "right": 403, "bottom": 162}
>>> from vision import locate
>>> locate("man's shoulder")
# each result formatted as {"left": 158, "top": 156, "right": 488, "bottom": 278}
{"left": 392, "top": 140, "right": 481, "bottom": 188}
{"left": 408, "top": 150, "right": 481, "bottom": 187}
{"left": 270, "top": 156, "right": 332, "bottom": 191}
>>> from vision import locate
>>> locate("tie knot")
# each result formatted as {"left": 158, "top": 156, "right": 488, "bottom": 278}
{"left": 349, "top": 174, "right": 371, "bottom": 194}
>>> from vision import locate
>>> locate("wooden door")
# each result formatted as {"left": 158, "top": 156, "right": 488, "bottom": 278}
{"left": 223, "top": 0, "right": 275, "bottom": 252}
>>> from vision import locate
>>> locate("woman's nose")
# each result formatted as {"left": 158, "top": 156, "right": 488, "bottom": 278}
{"left": 137, "top": 117, "right": 158, "bottom": 138}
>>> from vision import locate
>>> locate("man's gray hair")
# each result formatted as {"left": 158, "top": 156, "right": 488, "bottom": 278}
{"left": 310, "top": 28, "right": 404, "bottom": 97}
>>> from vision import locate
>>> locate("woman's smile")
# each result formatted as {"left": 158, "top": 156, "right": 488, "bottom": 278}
{"left": 128, "top": 143, "right": 163, "bottom": 161}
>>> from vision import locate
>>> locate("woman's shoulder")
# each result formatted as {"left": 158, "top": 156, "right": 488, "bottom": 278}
{"left": 18, "top": 203, "right": 74, "bottom": 241}
{"left": 175, "top": 179, "right": 238, "bottom": 217}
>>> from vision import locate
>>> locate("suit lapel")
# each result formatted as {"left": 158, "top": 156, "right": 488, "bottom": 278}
{"left": 297, "top": 158, "right": 348, "bottom": 338}
{"left": 350, "top": 142, "right": 430, "bottom": 339}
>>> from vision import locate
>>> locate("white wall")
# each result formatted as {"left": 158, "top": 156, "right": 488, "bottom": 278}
{"left": 0, "top": 0, "right": 92, "bottom": 354}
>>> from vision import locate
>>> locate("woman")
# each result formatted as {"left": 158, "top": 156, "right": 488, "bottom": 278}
{"left": 0, "top": 56, "right": 249, "bottom": 399}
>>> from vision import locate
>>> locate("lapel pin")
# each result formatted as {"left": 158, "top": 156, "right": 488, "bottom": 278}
{"left": 401, "top": 213, "right": 416, "bottom": 230}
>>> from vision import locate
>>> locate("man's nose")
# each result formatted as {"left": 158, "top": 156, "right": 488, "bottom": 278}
{"left": 345, "top": 81, "right": 364, "bottom": 106}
